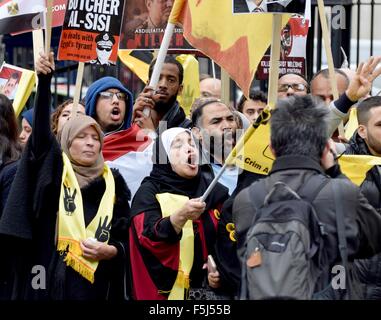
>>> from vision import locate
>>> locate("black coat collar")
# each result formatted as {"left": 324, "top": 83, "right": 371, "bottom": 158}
{"left": 270, "top": 155, "right": 324, "bottom": 175}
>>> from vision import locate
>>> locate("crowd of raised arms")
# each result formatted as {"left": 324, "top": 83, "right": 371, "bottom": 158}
{"left": 1, "top": 50, "right": 381, "bottom": 301}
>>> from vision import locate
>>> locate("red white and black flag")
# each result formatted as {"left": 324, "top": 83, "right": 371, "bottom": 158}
{"left": 0, "top": 0, "right": 45, "bottom": 35}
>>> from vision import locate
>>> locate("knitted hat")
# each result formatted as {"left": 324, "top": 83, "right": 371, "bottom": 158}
{"left": 85, "top": 77, "right": 133, "bottom": 130}
{"left": 21, "top": 108, "right": 34, "bottom": 126}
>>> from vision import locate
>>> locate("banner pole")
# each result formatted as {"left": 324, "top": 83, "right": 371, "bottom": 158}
{"left": 143, "top": 23, "right": 175, "bottom": 115}
{"left": 72, "top": 62, "right": 85, "bottom": 117}
{"left": 267, "top": 14, "right": 282, "bottom": 109}
{"left": 32, "top": 29, "right": 44, "bottom": 83}
{"left": 221, "top": 68, "right": 230, "bottom": 106}
{"left": 45, "top": 0, "right": 53, "bottom": 55}
{"left": 317, "top": 0, "right": 345, "bottom": 137}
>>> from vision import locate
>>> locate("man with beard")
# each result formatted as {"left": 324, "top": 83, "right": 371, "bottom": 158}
{"left": 85, "top": 77, "right": 134, "bottom": 135}
{"left": 191, "top": 98, "right": 239, "bottom": 195}
{"left": 345, "top": 96, "right": 381, "bottom": 299}
{"left": 133, "top": 55, "right": 191, "bottom": 131}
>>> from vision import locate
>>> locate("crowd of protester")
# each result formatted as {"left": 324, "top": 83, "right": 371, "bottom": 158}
{"left": 1, "top": 50, "right": 381, "bottom": 301}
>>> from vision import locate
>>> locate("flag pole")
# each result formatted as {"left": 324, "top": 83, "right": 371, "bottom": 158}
{"left": 221, "top": 69, "right": 230, "bottom": 106}
{"left": 267, "top": 14, "right": 282, "bottom": 109}
{"left": 45, "top": 0, "right": 53, "bottom": 55}
{"left": 200, "top": 14, "right": 283, "bottom": 202}
{"left": 72, "top": 62, "right": 85, "bottom": 116}
{"left": 317, "top": 0, "right": 345, "bottom": 137}
{"left": 32, "top": 29, "right": 44, "bottom": 83}
{"left": 143, "top": 22, "right": 175, "bottom": 116}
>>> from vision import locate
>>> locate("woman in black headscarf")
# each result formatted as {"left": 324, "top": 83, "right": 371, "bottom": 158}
{"left": 130, "top": 127, "right": 229, "bottom": 300}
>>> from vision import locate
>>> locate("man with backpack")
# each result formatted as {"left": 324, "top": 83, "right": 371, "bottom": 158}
{"left": 232, "top": 95, "right": 381, "bottom": 300}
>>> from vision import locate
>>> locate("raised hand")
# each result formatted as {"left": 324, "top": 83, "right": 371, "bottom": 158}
{"left": 132, "top": 86, "right": 156, "bottom": 123}
{"left": 346, "top": 56, "right": 381, "bottom": 102}
{"left": 170, "top": 198, "right": 206, "bottom": 233}
{"left": 35, "top": 51, "right": 55, "bottom": 75}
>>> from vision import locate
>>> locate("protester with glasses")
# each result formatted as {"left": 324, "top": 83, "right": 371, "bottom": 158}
{"left": 277, "top": 73, "right": 309, "bottom": 98}
{"left": 85, "top": 75, "right": 134, "bottom": 135}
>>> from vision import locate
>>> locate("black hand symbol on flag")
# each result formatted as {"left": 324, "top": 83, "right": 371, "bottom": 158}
{"left": 63, "top": 186, "right": 77, "bottom": 215}
{"left": 95, "top": 216, "right": 112, "bottom": 242}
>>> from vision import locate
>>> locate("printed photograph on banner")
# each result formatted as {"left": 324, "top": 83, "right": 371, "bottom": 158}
{"left": 0, "top": 64, "right": 22, "bottom": 100}
{"left": 58, "top": 0, "right": 125, "bottom": 65}
{"left": 0, "top": 0, "right": 45, "bottom": 35}
{"left": 119, "top": 0, "right": 193, "bottom": 50}
{"left": 0, "top": 62, "right": 35, "bottom": 116}
{"left": 233, "top": 0, "right": 306, "bottom": 14}
{"left": 257, "top": 16, "right": 308, "bottom": 79}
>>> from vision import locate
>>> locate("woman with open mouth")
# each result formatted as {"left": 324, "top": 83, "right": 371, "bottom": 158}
{"left": 129, "top": 127, "right": 229, "bottom": 300}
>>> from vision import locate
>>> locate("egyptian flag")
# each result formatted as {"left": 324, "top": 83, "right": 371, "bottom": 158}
{"left": 0, "top": 0, "right": 45, "bottom": 35}
{"left": 102, "top": 124, "right": 155, "bottom": 201}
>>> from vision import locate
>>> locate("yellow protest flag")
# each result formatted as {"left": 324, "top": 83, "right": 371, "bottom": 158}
{"left": 226, "top": 108, "right": 274, "bottom": 175}
{"left": 344, "top": 108, "right": 358, "bottom": 141}
{"left": 175, "top": 54, "right": 199, "bottom": 117}
{"left": 169, "top": 0, "right": 290, "bottom": 98}
{"left": 118, "top": 50, "right": 154, "bottom": 84}
{"left": 338, "top": 154, "right": 381, "bottom": 186}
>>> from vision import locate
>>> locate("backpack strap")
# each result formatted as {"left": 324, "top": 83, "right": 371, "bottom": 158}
{"left": 298, "top": 174, "right": 330, "bottom": 205}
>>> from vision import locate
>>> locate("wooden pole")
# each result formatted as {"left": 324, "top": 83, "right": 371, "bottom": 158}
{"left": 317, "top": 0, "right": 345, "bottom": 136}
{"left": 72, "top": 62, "right": 85, "bottom": 116}
{"left": 221, "top": 68, "right": 230, "bottom": 106}
{"left": 267, "top": 14, "right": 282, "bottom": 109}
{"left": 45, "top": 0, "right": 53, "bottom": 55}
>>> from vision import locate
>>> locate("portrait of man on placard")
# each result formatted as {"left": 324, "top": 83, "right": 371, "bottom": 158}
{"left": 90, "top": 32, "right": 116, "bottom": 66}
{"left": 233, "top": 0, "right": 306, "bottom": 14}
{"left": 0, "top": 66, "right": 22, "bottom": 100}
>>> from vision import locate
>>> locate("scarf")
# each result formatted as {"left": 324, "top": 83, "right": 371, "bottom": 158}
{"left": 57, "top": 152, "right": 115, "bottom": 283}
{"left": 131, "top": 128, "right": 229, "bottom": 298}
{"left": 59, "top": 115, "right": 104, "bottom": 188}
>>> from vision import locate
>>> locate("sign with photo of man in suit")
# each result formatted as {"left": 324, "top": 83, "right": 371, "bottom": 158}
{"left": 233, "top": 0, "right": 306, "bottom": 14}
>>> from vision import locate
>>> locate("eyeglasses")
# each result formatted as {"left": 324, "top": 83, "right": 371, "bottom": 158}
{"left": 99, "top": 91, "right": 126, "bottom": 100}
{"left": 278, "top": 83, "right": 308, "bottom": 92}
{"left": 97, "top": 45, "right": 112, "bottom": 52}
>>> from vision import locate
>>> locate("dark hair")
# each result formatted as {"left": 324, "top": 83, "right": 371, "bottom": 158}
{"left": 357, "top": 96, "right": 381, "bottom": 125}
{"left": 236, "top": 89, "right": 267, "bottom": 113}
{"left": 148, "top": 55, "right": 184, "bottom": 85}
{"left": 270, "top": 95, "right": 329, "bottom": 160}
{"left": 279, "top": 72, "right": 308, "bottom": 83}
{"left": 191, "top": 97, "right": 224, "bottom": 128}
{"left": 9, "top": 72, "right": 20, "bottom": 82}
{"left": 51, "top": 99, "right": 85, "bottom": 136}
{"left": 0, "top": 94, "right": 21, "bottom": 165}
{"left": 311, "top": 68, "right": 349, "bottom": 87}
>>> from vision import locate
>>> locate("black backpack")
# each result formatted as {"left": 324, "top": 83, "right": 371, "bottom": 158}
{"left": 239, "top": 175, "right": 329, "bottom": 300}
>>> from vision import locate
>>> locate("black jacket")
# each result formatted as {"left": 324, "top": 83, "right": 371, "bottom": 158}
{"left": 345, "top": 132, "right": 381, "bottom": 299}
{"left": 0, "top": 160, "right": 18, "bottom": 217}
{"left": 233, "top": 155, "right": 381, "bottom": 297}
{"left": 0, "top": 73, "right": 131, "bottom": 300}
